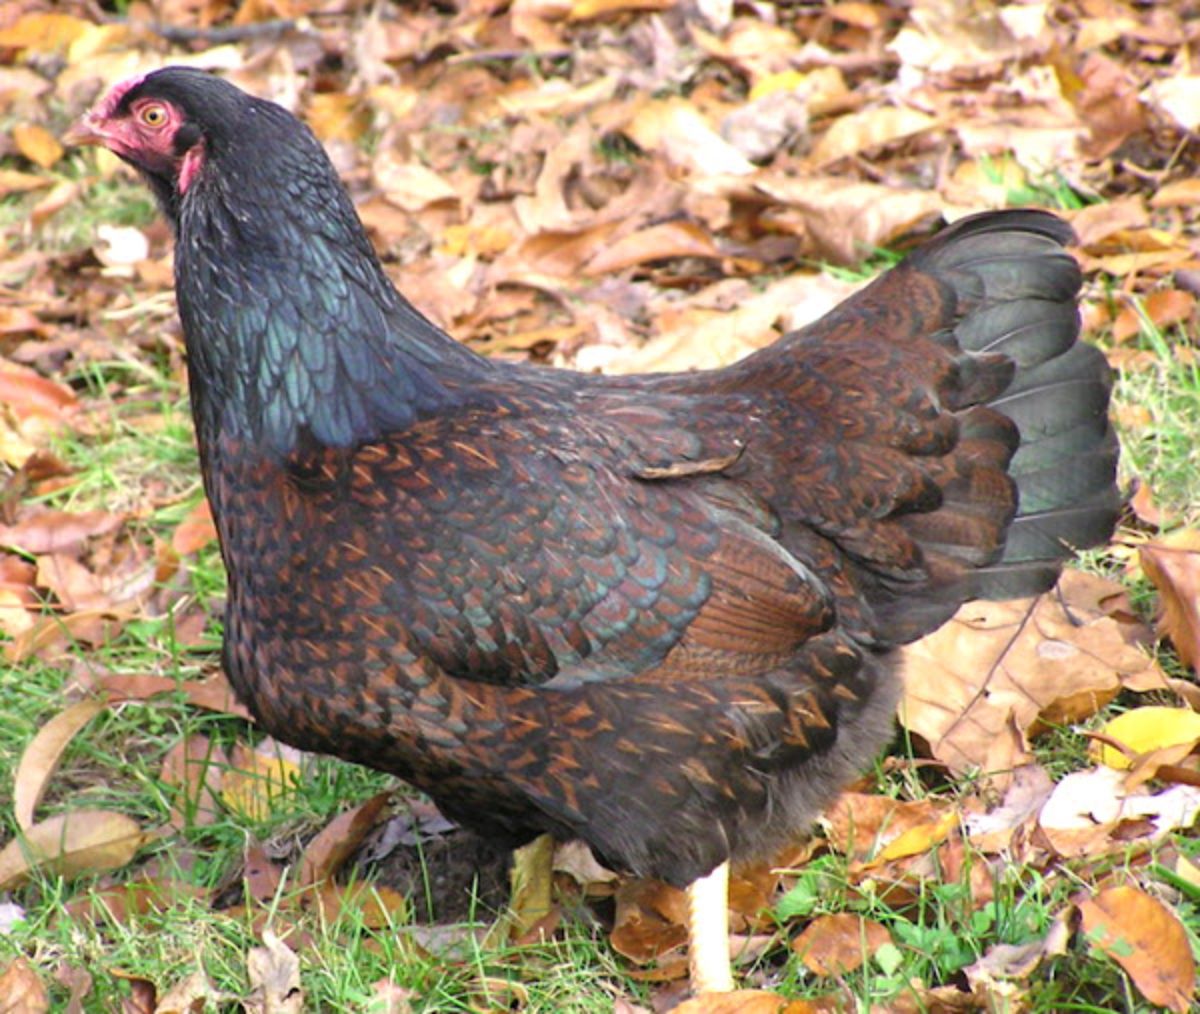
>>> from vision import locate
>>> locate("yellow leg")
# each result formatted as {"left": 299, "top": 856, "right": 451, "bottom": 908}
{"left": 686, "top": 860, "right": 735, "bottom": 993}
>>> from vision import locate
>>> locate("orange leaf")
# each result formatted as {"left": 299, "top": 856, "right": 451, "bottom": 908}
{"left": 792, "top": 913, "right": 892, "bottom": 976}
{"left": 1113, "top": 290, "right": 1196, "bottom": 343}
{"left": 1140, "top": 538, "right": 1200, "bottom": 672}
{"left": 171, "top": 499, "right": 217, "bottom": 556}
{"left": 1079, "top": 885, "right": 1195, "bottom": 1013}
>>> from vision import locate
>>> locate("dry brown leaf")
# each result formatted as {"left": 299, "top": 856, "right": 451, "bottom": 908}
{"left": 13, "top": 699, "right": 107, "bottom": 831}
{"left": 811, "top": 106, "right": 937, "bottom": 165}
{"left": 964, "top": 912, "right": 1071, "bottom": 994}
{"left": 1078, "top": 885, "right": 1196, "bottom": 1013}
{"left": 901, "top": 571, "right": 1154, "bottom": 780}
{"left": 583, "top": 221, "right": 719, "bottom": 275}
{"left": 1069, "top": 197, "right": 1150, "bottom": 250}
{"left": 755, "top": 175, "right": 943, "bottom": 264}
{"left": 305, "top": 92, "right": 370, "bottom": 144}
{"left": 0, "top": 810, "right": 146, "bottom": 891}
{"left": 609, "top": 878, "right": 688, "bottom": 965}
{"left": 154, "top": 970, "right": 219, "bottom": 1014}
{"left": 95, "top": 671, "right": 251, "bottom": 719}
{"left": 890, "top": 0, "right": 1042, "bottom": 74}
{"left": 35, "top": 553, "right": 109, "bottom": 613}
{"left": 625, "top": 99, "right": 756, "bottom": 176}
{"left": 963, "top": 764, "right": 1055, "bottom": 853}
{"left": 0, "top": 509, "right": 122, "bottom": 556}
{"left": 0, "top": 957, "right": 50, "bottom": 1013}
{"left": 373, "top": 153, "right": 460, "bottom": 213}
{"left": 0, "top": 362, "right": 79, "bottom": 423}
{"left": 1151, "top": 179, "right": 1200, "bottom": 208}
{"left": 1129, "top": 481, "right": 1169, "bottom": 528}
{"left": 1070, "top": 52, "right": 1147, "bottom": 160}
{"left": 791, "top": 913, "right": 891, "bottom": 976}
{"left": 1143, "top": 74, "right": 1200, "bottom": 133}
{"left": 0, "top": 12, "right": 90, "bottom": 54}
{"left": 297, "top": 791, "right": 392, "bottom": 887}
{"left": 309, "top": 882, "right": 407, "bottom": 930}
{"left": 241, "top": 841, "right": 284, "bottom": 905}
{"left": 245, "top": 931, "right": 303, "bottom": 1014}
{"left": 1141, "top": 538, "right": 1200, "bottom": 672}
{"left": 53, "top": 961, "right": 93, "bottom": 1012}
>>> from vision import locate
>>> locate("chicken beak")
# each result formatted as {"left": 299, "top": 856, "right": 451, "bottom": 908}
{"left": 62, "top": 111, "right": 108, "bottom": 148}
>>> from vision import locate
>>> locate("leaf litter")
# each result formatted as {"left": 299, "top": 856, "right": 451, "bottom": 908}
{"left": 2, "top": 0, "right": 1200, "bottom": 1009}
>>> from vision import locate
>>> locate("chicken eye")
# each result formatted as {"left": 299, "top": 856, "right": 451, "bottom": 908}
{"left": 138, "top": 104, "right": 168, "bottom": 128}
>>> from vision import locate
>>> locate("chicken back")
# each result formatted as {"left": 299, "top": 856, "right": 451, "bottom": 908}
{"left": 70, "top": 67, "right": 1120, "bottom": 888}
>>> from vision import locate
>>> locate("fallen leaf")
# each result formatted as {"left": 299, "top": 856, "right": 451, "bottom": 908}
{"left": 583, "top": 221, "right": 720, "bottom": 275}
{"left": 1078, "top": 885, "right": 1195, "bottom": 1013}
{"left": 791, "top": 913, "right": 891, "bottom": 976}
{"left": 13, "top": 123, "right": 63, "bottom": 169}
{"left": 625, "top": 98, "right": 756, "bottom": 176}
{"left": 0, "top": 509, "right": 121, "bottom": 556}
{"left": 0, "top": 957, "right": 49, "bottom": 1013}
{"left": 221, "top": 740, "right": 303, "bottom": 822}
{"left": 0, "top": 810, "right": 146, "bottom": 891}
{"left": 1143, "top": 74, "right": 1200, "bottom": 133}
{"left": 297, "top": 791, "right": 393, "bottom": 887}
{"left": 171, "top": 499, "right": 217, "bottom": 556}
{"left": 1141, "top": 538, "right": 1200, "bottom": 672}
{"left": 13, "top": 699, "right": 107, "bottom": 830}
{"left": 160, "top": 734, "right": 227, "bottom": 829}
{"left": 811, "top": 106, "right": 937, "bottom": 165}
{"left": 901, "top": 572, "right": 1153, "bottom": 781}
{"left": 609, "top": 878, "right": 688, "bottom": 965}
{"left": 245, "top": 931, "right": 303, "bottom": 1014}
{"left": 821, "top": 793, "right": 947, "bottom": 862}
{"left": 1039, "top": 767, "right": 1200, "bottom": 857}
{"left": 1090, "top": 706, "right": 1200, "bottom": 770}
{"left": 1113, "top": 290, "right": 1195, "bottom": 343}
{"left": 671, "top": 990, "right": 796, "bottom": 1013}
{"left": 155, "top": 969, "right": 219, "bottom": 1013}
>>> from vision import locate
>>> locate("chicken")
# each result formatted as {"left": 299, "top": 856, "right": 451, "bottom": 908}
{"left": 66, "top": 67, "right": 1120, "bottom": 993}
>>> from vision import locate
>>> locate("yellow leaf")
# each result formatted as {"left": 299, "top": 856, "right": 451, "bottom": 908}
{"left": 0, "top": 12, "right": 89, "bottom": 54}
{"left": 221, "top": 742, "right": 301, "bottom": 821}
{"left": 750, "top": 70, "right": 809, "bottom": 101}
{"left": 875, "top": 811, "right": 957, "bottom": 862}
{"left": 13, "top": 124, "right": 63, "bottom": 170}
{"left": 306, "top": 92, "right": 370, "bottom": 144}
{"left": 1092, "top": 706, "right": 1200, "bottom": 770}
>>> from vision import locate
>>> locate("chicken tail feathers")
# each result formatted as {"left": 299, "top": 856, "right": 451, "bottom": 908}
{"left": 911, "top": 212, "right": 1121, "bottom": 603}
